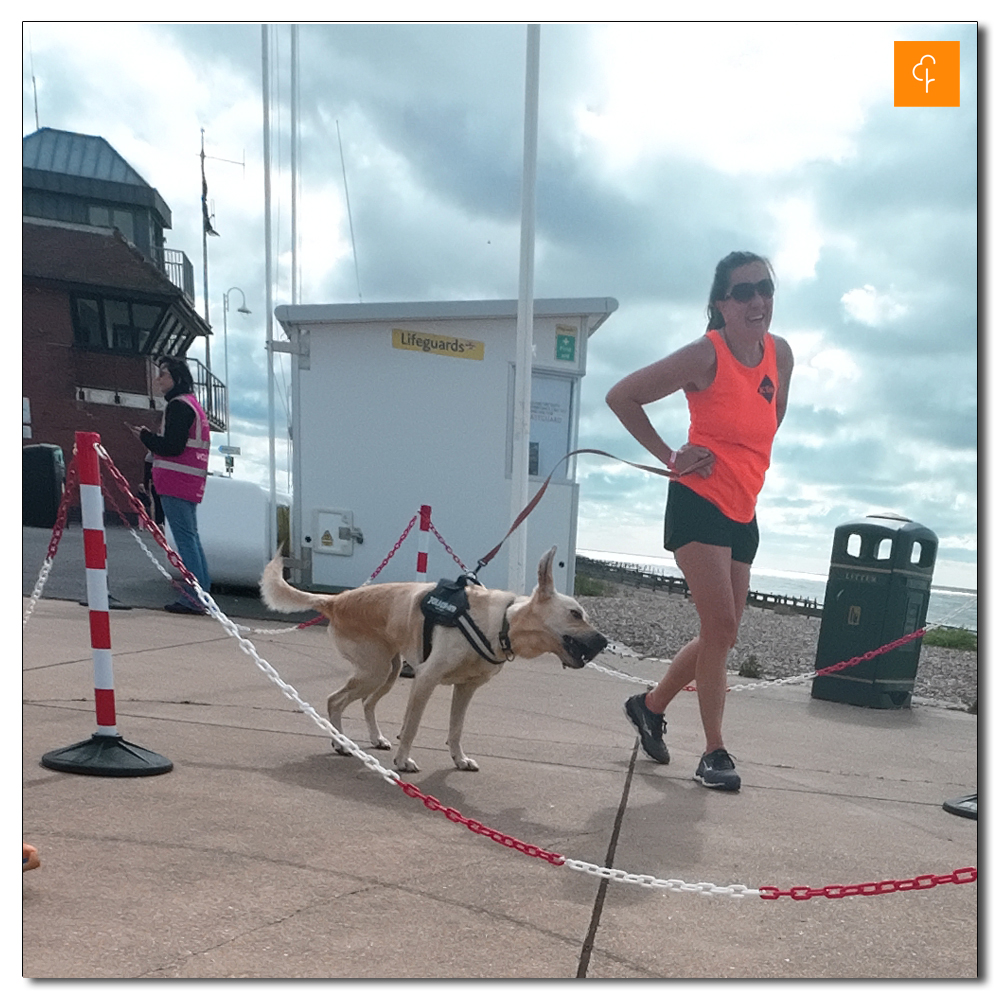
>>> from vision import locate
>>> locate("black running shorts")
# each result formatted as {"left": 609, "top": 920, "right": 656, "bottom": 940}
{"left": 663, "top": 480, "right": 760, "bottom": 565}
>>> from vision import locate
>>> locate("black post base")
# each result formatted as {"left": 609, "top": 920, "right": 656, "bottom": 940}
{"left": 41, "top": 733, "right": 173, "bottom": 777}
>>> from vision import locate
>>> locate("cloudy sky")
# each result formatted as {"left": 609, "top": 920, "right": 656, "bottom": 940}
{"left": 22, "top": 19, "right": 979, "bottom": 589}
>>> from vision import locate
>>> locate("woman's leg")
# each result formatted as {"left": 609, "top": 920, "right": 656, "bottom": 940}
{"left": 160, "top": 495, "right": 211, "bottom": 603}
{"left": 669, "top": 541, "right": 750, "bottom": 753}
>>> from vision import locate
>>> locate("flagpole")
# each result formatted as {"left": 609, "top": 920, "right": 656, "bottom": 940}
{"left": 200, "top": 128, "right": 212, "bottom": 373}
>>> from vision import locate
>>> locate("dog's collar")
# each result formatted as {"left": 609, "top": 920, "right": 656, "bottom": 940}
{"left": 497, "top": 608, "right": 514, "bottom": 661}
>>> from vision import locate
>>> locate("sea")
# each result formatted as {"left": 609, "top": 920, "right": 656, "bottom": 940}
{"left": 577, "top": 549, "right": 978, "bottom": 633}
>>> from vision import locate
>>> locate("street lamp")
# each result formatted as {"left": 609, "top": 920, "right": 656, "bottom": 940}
{"left": 222, "top": 287, "right": 251, "bottom": 474}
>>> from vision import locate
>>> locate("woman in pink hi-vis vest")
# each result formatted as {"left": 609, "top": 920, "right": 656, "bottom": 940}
{"left": 127, "top": 357, "right": 212, "bottom": 615}
{"left": 607, "top": 252, "right": 794, "bottom": 792}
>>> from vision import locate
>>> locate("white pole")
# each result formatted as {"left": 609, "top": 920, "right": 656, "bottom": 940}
{"left": 290, "top": 24, "right": 299, "bottom": 306}
{"left": 288, "top": 23, "right": 300, "bottom": 561}
{"left": 262, "top": 25, "right": 277, "bottom": 554}
{"left": 508, "top": 24, "right": 540, "bottom": 595}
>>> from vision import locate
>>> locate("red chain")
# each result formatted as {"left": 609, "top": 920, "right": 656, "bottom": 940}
{"left": 428, "top": 520, "right": 470, "bottom": 573}
{"left": 97, "top": 449, "right": 200, "bottom": 590}
{"left": 759, "top": 866, "right": 977, "bottom": 900}
{"left": 679, "top": 629, "right": 929, "bottom": 694}
{"left": 814, "top": 629, "right": 926, "bottom": 676}
{"left": 43, "top": 454, "right": 81, "bottom": 563}
{"left": 395, "top": 779, "right": 565, "bottom": 866}
{"left": 367, "top": 514, "right": 419, "bottom": 583}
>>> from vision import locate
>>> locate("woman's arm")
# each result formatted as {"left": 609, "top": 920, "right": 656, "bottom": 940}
{"left": 773, "top": 335, "right": 794, "bottom": 429}
{"left": 139, "top": 399, "right": 195, "bottom": 457}
{"left": 605, "top": 337, "right": 717, "bottom": 476}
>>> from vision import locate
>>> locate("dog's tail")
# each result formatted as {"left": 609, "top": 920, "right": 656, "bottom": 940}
{"left": 260, "top": 552, "right": 331, "bottom": 617}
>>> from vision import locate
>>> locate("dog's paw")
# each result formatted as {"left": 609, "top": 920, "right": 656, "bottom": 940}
{"left": 394, "top": 757, "right": 420, "bottom": 773}
{"left": 453, "top": 756, "right": 479, "bottom": 772}
{"left": 332, "top": 740, "right": 352, "bottom": 756}
{"left": 372, "top": 737, "right": 391, "bottom": 750}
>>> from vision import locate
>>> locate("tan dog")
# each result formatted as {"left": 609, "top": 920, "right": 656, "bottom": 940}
{"left": 260, "top": 546, "right": 607, "bottom": 772}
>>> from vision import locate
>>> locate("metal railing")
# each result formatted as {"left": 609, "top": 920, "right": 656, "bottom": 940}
{"left": 151, "top": 246, "right": 196, "bottom": 305}
{"left": 187, "top": 356, "right": 227, "bottom": 433}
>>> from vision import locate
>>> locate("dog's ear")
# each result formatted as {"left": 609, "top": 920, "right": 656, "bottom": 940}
{"left": 536, "top": 546, "right": 557, "bottom": 598}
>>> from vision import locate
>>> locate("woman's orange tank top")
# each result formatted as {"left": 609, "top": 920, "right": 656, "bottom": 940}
{"left": 682, "top": 329, "right": 779, "bottom": 524}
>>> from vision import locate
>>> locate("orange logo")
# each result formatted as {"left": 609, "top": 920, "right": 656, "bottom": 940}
{"left": 894, "top": 41, "right": 960, "bottom": 107}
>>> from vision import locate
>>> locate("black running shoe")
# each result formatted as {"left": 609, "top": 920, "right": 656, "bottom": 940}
{"left": 624, "top": 692, "right": 670, "bottom": 763}
{"left": 164, "top": 602, "right": 207, "bottom": 616}
{"left": 694, "top": 748, "right": 741, "bottom": 791}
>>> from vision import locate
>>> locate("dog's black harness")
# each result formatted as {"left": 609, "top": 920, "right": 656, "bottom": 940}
{"left": 420, "top": 576, "right": 514, "bottom": 665}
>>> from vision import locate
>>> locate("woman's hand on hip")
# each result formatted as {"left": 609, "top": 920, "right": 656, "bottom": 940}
{"left": 674, "top": 444, "right": 715, "bottom": 478}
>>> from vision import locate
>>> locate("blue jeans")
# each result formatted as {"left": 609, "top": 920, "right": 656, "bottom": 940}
{"left": 160, "top": 494, "right": 211, "bottom": 607}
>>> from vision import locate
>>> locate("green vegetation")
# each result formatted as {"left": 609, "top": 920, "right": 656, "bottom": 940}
{"left": 575, "top": 574, "right": 607, "bottom": 597}
{"left": 923, "top": 626, "right": 977, "bottom": 652}
{"left": 738, "top": 654, "right": 764, "bottom": 679}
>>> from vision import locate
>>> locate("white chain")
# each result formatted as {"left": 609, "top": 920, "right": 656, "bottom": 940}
{"left": 22, "top": 556, "right": 55, "bottom": 630}
{"left": 590, "top": 649, "right": 818, "bottom": 692}
{"left": 562, "top": 859, "right": 760, "bottom": 899}
{"left": 186, "top": 581, "right": 403, "bottom": 785}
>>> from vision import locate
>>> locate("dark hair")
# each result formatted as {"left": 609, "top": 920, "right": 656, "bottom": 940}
{"left": 706, "top": 251, "right": 775, "bottom": 332}
{"left": 157, "top": 356, "right": 195, "bottom": 398}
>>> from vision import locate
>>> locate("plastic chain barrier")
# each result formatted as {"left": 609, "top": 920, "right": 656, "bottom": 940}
{"left": 427, "top": 519, "right": 470, "bottom": 575}
{"left": 758, "top": 867, "right": 978, "bottom": 901}
{"left": 22, "top": 454, "right": 81, "bottom": 629}
{"left": 590, "top": 629, "right": 928, "bottom": 695}
{"left": 364, "top": 514, "right": 419, "bottom": 584}
{"left": 26, "top": 453, "right": 978, "bottom": 903}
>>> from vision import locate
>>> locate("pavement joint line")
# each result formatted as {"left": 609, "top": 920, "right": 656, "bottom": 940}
{"left": 577, "top": 738, "right": 639, "bottom": 978}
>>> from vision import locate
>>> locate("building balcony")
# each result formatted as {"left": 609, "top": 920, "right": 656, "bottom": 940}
{"left": 152, "top": 246, "right": 196, "bottom": 306}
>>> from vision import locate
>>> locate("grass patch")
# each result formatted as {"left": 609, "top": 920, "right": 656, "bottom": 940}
{"left": 923, "top": 626, "right": 977, "bottom": 652}
{"left": 738, "top": 654, "right": 764, "bottom": 678}
{"left": 575, "top": 575, "right": 607, "bottom": 597}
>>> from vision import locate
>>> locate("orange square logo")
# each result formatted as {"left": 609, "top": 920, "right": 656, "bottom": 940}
{"left": 894, "top": 41, "right": 960, "bottom": 107}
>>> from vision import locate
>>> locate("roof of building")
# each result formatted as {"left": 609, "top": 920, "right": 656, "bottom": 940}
{"left": 22, "top": 219, "right": 210, "bottom": 339}
{"left": 275, "top": 297, "right": 620, "bottom": 336}
{"left": 23, "top": 128, "right": 172, "bottom": 228}
{"left": 23, "top": 219, "right": 175, "bottom": 296}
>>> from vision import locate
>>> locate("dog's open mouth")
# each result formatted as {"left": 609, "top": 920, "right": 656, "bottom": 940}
{"left": 561, "top": 632, "right": 608, "bottom": 669}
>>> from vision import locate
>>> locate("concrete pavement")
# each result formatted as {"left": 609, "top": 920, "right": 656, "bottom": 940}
{"left": 22, "top": 527, "right": 978, "bottom": 979}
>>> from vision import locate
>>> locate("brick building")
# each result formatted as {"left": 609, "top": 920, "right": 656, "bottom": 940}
{"left": 22, "top": 128, "right": 223, "bottom": 505}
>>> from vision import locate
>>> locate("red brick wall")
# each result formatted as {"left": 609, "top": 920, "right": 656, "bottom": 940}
{"left": 22, "top": 283, "right": 157, "bottom": 497}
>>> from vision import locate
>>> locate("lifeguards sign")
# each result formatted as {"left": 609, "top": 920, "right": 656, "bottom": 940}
{"left": 392, "top": 328, "right": 485, "bottom": 360}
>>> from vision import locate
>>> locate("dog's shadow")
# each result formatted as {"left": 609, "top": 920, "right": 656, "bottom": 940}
{"left": 264, "top": 743, "right": 711, "bottom": 909}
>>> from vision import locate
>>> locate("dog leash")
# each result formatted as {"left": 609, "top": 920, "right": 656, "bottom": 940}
{"left": 472, "top": 448, "right": 672, "bottom": 576}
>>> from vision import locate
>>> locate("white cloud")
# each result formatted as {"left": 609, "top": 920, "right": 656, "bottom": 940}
{"left": 840, "top": 284, "right": 910, "bottom": 326}
{"left": 769, "top": 197, "right": 825, "bottom": 283}
{"left": 574, "top": 22, "right": 894, "bottom": 177}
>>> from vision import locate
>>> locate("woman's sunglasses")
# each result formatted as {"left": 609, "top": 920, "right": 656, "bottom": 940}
{"left": 725, "top": 278, "right": 775, "bottom": 303}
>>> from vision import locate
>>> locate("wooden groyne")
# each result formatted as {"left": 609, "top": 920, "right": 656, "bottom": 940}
{"left": 575, "top": 555, "right": 823, "bottom": 618}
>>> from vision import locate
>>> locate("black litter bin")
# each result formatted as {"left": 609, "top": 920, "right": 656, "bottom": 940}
{"left": 23, "top": 444, "right": 67, "bottom": 529}
{"left": 811, "top": 512, "right": 937, "bottom": 709}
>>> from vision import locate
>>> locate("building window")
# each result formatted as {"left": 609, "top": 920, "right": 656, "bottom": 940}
{"left": 87, "top": 205, "right": 135, "bottom": 244}
{"left": 75, "top": 298, "right": 104, "bottom": 348}
{"left": 72, "top": 294, "right": 166, "bottom": 356}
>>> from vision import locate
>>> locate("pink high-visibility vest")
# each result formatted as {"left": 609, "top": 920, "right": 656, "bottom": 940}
{"left": 151, "top": 394, "right": 210, "bottom": 503}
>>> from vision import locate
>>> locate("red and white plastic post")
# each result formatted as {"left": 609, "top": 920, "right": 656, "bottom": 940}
{"left": 40, "top": 432, "right": 172, "bottom": 777}
{"left": 78, "top": 431, "right": 117, "bottom": 736}
{"left": 416, "top": 505, "right": 431, "bottom": 582}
